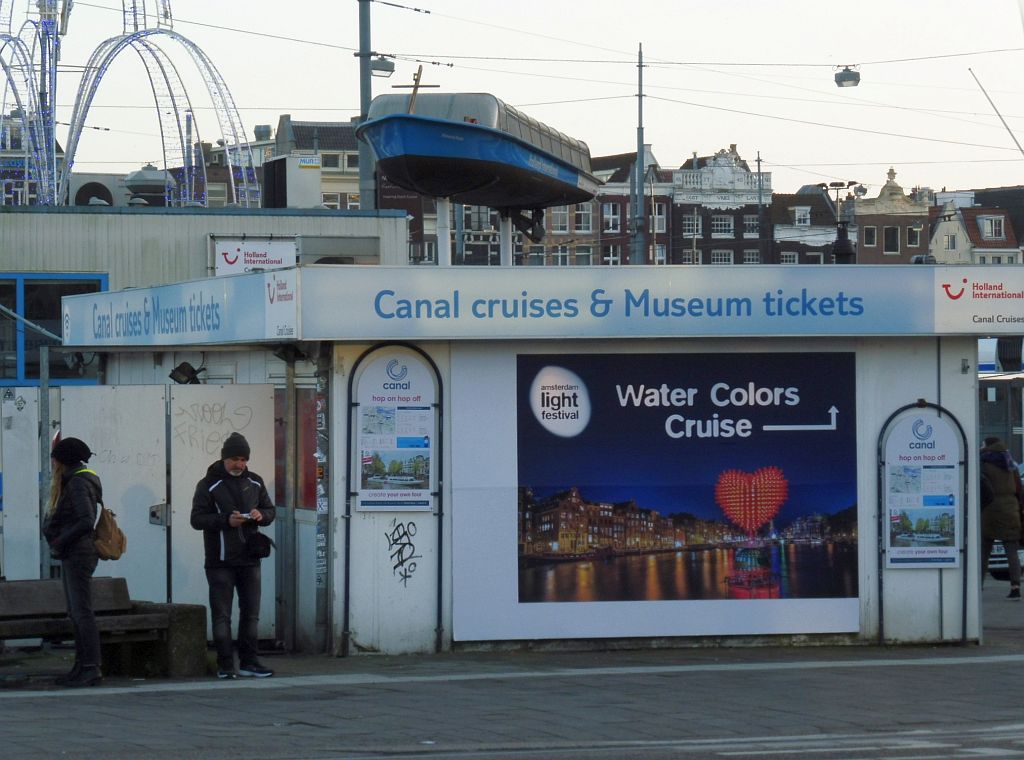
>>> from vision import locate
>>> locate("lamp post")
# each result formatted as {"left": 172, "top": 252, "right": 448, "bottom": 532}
{"left": 356, "top": 0, "right": 395, "bottom": 211}
{"left": 819, "top": 180, "right": 858, "bottom": 264}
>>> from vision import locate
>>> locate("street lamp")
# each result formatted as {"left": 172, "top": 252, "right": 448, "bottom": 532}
{"left": 370, "top": 56, "right": 395, "bottom": 78}
{"left": 819, "top": 181, "right": 858, "bottom": 264}
{"left": 834, "top": 66, "right": 860, "bottom": 88}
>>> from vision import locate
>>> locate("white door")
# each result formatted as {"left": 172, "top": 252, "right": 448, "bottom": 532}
{"left": 169, "top": 384, "right": 276, "bottom": 639}
{"left": 0, "top": 387, "right": 42, "bottom": 580}
{"left": 61, "top": 385, "right": 168, "bottom": 602}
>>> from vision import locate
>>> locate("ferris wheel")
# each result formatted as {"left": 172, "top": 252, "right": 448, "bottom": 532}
{"left": 0, "top": 1, "right": 260, "bottom": 207}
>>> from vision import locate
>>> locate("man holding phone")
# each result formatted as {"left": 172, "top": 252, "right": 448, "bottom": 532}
{"left": 191, "top": 432, "right": 276, "bottom": 679}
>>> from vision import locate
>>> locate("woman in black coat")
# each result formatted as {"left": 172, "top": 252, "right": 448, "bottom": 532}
{"left": 42, "top": 437, "right": 104, "bottom": 687}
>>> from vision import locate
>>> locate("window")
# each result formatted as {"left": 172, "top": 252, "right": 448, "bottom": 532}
{"left": 944, "top": 234, "right": 957, "bottom": 251}
{"left": 883, "top": 226, "right": 900, "bottom": 254}
{"left": 321, "top": 153, "right": 340, "bottom": 169}
{"left": 743, "top": 215, "right": 759, "bottom": 236}
{"left": 602, "top": 203, "right": 620, "bottom": 233}
{"left": 346, "top": 154, "right": 359, "bottom": 170}
{"left": 864, "top": 226, "right": 877, "bottom": 246}
{"left": 321, "top": 192, "right": 341, "bottom": 209}
{"left": 575, "top": 245, "right": 593, "bottom": 265}
{"left": 602, "top": 245, "right": 621, "bottom": 265}
{"left": 467, "top": 206, "right": 495, "bottom": 231}
{"left": 681, "top": 250, "right": 702, "bottom": 265}
{"left": 552, "top": 245, "right": 570, "bottom": 266}
{"left": 528, "top": 246, "right": 545, "bottom": 266}
{"left": 551, "top": 205, "right": 569, "bottom": 234}
{"left": 346, "top": 193, "right": 360, "bottom": 210}
{"left": 711, "top": 250, "right": 734, "bottom": 264}
{"left": 743, "top": 249, "right": 760, "bottom": 264}
{"left": 206, "top": 182, "right": 228, "bottom": 208}
{"left": 574, "top": 203, "right": 593, "bottom": 233}
{"left": 681, "top": 214, "right": 702, "bottom": 237}
{"left": 793, "top": 207, "right": 810, "bottom": 226}
{"left": 907, "top": 226, "right": 921, "bottom": 247}
{"left": 1, "top": 274, "right": 106, "bottom": 385}
{"left": 711, "top": 215, "right": 733, "bottom": 236}
{"left": 779, "top": 252, "right": 798, "bottom": 264}
{"left": 653, "top": 244, "right": 666, "bottom": 265}
{"left": 981, "top": 216, "right": 1005, "bottom": 239}
{"left": 650, "top": 202, "right": 666, "bottom": 233}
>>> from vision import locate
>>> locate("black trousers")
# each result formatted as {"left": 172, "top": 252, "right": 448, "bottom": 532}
{"left": 61, "top": 553, "right": 101, "bottom": 668}
{"left": 206, "top": 565, "right": 262, "bottom": 670}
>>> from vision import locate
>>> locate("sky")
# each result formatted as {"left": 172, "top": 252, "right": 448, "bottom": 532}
{"left": 36, "top": 0, "right": 1024, "bottom": 196}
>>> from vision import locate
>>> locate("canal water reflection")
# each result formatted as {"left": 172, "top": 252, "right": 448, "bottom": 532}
{"left": 519, "top": 542, "right": 858, "bottom": 602}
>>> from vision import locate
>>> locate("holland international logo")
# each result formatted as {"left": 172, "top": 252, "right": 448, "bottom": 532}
{"left": 382, "top": 359, "right": 410, "bottom": 389}
{"left": 63, "top": 309, "right": 71, "bottom": 340}
{"left": 910, "top": 418, "right": 935, "bottom": 449}
{"left": 529, "top": 365, "right": 591, "bottom": 437}
{"left": 221, "top": 247, "right": 240, "bottom": 266}
{"left": 266, "top": 274, "right": 295, "bottom": 305}
{"left": 941, "top": 278, "right": 967, "bottom": 300}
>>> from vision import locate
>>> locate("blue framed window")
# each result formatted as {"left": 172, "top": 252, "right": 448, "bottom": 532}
{"left": 0, "top": 273, "right": 107, "bottom": 386}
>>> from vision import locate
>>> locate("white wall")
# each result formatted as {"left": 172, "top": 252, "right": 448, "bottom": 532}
{"left": 440, "top": 335, "right": 978, "bottom": 645}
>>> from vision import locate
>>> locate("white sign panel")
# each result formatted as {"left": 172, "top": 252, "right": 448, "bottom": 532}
{"left": 300, "top": 265, "right": 934, "bottom": 340}
{"left": 354, "top": 348, "right": 437, "bottom": 511}
{"left": 299, "top": 265, "right": 1024, "bottom": 341}
{"left": 933, "top": 269, "right": 1024, "bottom": 333}
{"left": 883, "top": 413, "right": 962, "bottom": 568}
{"left": 213, "top": 237, "right": 298, "bottom": 276}
{"left": 62, "top": 270, "right": 298, "bottom": 346}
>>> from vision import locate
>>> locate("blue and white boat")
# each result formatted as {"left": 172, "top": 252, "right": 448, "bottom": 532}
{"left": 356, "top": 93, "right": 600, "bottom": 210}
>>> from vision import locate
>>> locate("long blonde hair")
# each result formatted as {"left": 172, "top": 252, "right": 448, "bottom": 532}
{"left": 48, "top": 460, "right": 66, "bottom": 515}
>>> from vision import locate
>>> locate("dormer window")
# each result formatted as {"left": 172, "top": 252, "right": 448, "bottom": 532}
{"left": 793, "top": 207, "right": 810, "bottom": 226}
{"left": 980, "top": 216, "right": 1005, "bottom": 240}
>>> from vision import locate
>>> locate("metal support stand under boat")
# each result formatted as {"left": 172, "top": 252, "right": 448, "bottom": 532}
{"left": 499, "top": 215, "right": 513, "bottom": 266}
{"left": 436, "top": 197, "right": 452, "bottom": 267}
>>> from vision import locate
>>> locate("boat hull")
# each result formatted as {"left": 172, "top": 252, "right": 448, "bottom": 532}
{"left": 357, "top": 115, "right": 599, "bottom": 209}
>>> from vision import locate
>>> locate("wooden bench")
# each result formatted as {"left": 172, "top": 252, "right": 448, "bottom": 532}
{"left": 0, "top": 577, "right": 208, "bottom": 678}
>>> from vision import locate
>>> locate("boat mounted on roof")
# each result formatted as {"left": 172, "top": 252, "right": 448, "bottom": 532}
{"left": 355, "top": 93, "right": 600, "bottom": 214}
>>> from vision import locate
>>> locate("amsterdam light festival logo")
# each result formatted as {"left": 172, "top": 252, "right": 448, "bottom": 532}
{"left": 529, "top": 366, "right": 591, "bottom": 437}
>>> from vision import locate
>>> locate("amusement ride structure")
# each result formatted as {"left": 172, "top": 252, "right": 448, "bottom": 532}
{"left": 0, "top": 0, "right": 259, "bottom": 206}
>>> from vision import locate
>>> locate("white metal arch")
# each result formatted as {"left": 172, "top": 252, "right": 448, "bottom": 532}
{"left": 0, "top": 33, "right": 52, "bottom": 203}
{"left": 59, "top": 27, "right": 258, "bottom": 207}
{"left": 122, "top": 0, "right": 173, "bottom": 33}
{"left": 130, "top": 37, "right": 208, "bottom": 205}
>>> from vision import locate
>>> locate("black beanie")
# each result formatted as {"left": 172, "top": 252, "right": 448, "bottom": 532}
{"left": 221, "top": 432, "right": 251, "bottom": 460}
{"left": 51, "top": 437, "right": 92, "bottom": 466}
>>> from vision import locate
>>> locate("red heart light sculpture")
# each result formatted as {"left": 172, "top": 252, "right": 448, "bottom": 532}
{"left": 715, "top": 467, "right": 789, "bottom": 537}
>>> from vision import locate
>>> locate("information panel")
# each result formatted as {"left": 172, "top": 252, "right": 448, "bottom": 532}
{"left": 883, "top": 413, "right": 962, "bottom": 568}
{"left": 355, "top": 348, "right": 437, "bottom": 512}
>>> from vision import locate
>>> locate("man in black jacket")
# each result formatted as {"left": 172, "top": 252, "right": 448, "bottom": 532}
{"left": 191, "top": 432, "right": 276, "bottom": 679}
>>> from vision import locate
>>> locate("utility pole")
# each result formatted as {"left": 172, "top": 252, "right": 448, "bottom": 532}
{"left": 756, "top": 152, "right": 765, "bottom": 263}
{"left": 631, "top": 43, "right": 645, "bottom": 265}
{"left": 357, "top": 0, "right": 376, "bottom": 210}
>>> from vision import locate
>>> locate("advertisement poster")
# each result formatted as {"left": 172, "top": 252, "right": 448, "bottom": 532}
{"left": 355, "top": 349, "right": 436, "bottom": 511}
{"left": 516, "top": 352, "right": 858, "bottom": 603}
{"left": 883, "top": 414, "right": 962, "bottom": 568}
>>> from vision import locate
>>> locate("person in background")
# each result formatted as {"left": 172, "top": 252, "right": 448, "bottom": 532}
{"left": 43, "top": 436, "right": 103, "bottom": 687}
{"left": 981, "top": 436, "right": 1022, "bottom": 600}
{"left": 190, "top": 432, "right": 276, "bottom": 679}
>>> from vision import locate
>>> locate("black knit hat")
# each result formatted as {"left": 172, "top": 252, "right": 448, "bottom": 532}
{"left": 221, "top": 432, "right": 251, "bottom": 460}
{"left": 51, "top": 437, "right": 92, "bottom": 466}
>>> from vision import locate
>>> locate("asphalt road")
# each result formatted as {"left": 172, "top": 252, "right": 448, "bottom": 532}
{"left": 3, "top": 582, "right": 1024, "bottom": 760}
